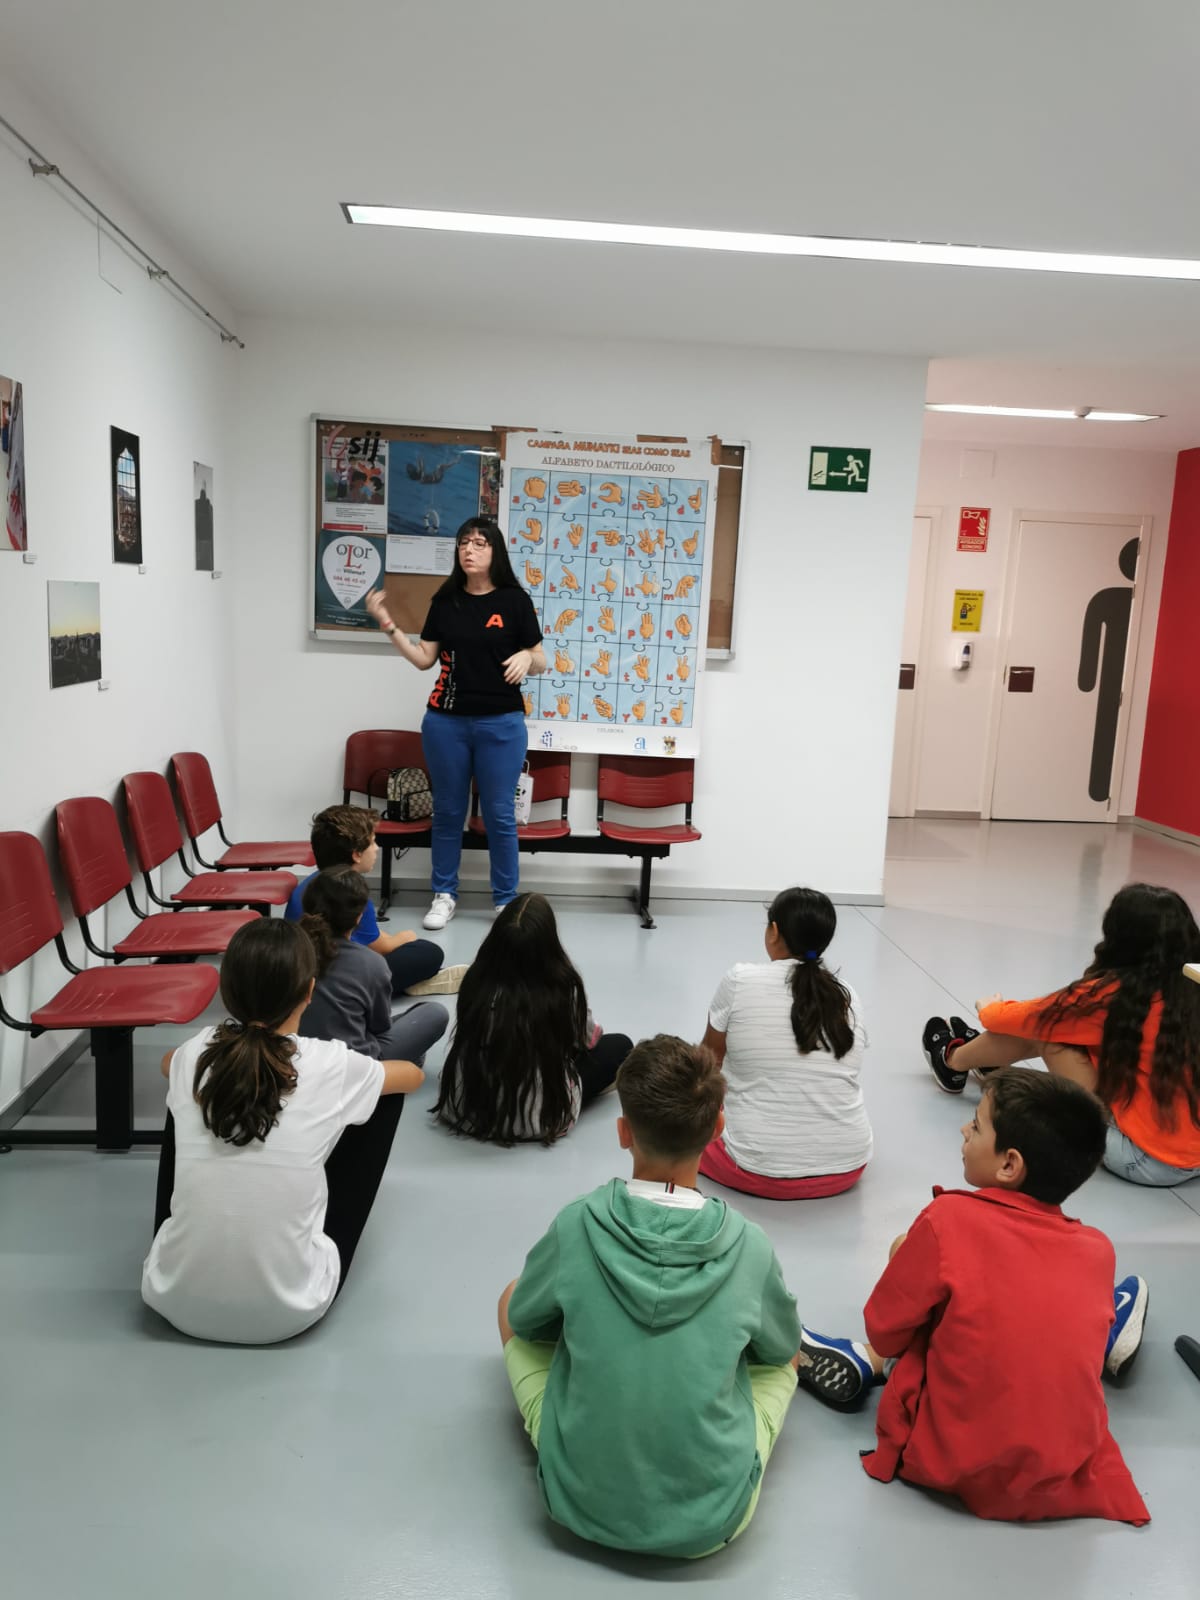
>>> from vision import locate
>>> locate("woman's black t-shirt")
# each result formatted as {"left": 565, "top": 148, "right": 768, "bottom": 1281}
{"left": 420, "top": 586, "right": 541, "bottom": 717}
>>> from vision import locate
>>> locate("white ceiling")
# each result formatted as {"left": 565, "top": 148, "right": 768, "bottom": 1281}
{"left": 5, "top": 0, "right": 1200, "bottom": 445}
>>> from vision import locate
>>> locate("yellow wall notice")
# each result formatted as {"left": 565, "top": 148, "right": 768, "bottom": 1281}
{"left": 951, "top": 589, "right": 984, "bottom": 632}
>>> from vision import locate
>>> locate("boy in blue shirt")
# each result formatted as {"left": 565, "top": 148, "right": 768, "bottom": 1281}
{"left": 285, "top": 805, "right": 464, "bottom": 996}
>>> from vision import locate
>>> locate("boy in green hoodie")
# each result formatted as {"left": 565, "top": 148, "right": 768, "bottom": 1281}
{"left": 498, "top": 1034, "right": 824, "bottom": 1558}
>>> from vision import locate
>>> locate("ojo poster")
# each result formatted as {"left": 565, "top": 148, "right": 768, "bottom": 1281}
{"left": 503, "top": 433, "right": 718, "bottom": 757}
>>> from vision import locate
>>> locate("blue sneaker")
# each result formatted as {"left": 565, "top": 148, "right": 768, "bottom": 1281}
{"left": 796, "top": 1328, "right": 878, "bottom": 1411}
{"left": 1105, "top": 1275, "right": 1148, "bottom": 1380}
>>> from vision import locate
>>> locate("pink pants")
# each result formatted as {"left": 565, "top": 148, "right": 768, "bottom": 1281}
{"left": 699, "top": 1136, "right": 866, "bottom": 1200}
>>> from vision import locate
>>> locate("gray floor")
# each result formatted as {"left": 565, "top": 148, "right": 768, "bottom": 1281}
{"left": 3, "top": 819, "right": 1200, "bottom": 1599}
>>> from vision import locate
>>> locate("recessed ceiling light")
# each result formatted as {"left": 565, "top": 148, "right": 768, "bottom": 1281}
{"left": 342, "top": 204, "right": 1200, "bottom": 282}
{"left": 925, "top": 404, "right": 1163, "bottom": 422}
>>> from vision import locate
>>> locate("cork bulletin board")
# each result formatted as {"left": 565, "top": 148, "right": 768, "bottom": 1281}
{"left": 311, "top": 418, "right": 744, "bottom": 651}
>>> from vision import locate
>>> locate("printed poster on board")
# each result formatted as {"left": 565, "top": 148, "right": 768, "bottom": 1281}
{"left": 315, "top": 529, "right": 386, "bottom": 629}
{"left": 503, "top": 433, "right": 719, "bottom": 757}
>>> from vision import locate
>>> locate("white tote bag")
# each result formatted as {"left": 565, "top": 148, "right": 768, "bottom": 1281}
{"left": 514, "top": 763, "right": 533, "bottom": 826}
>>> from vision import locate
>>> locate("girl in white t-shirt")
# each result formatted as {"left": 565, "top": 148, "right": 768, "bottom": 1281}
{"left": 700, "top": 887, "right": 872, "bottom": 1200}
{"left": 143, "top": 918, "right": 424, "bottom": 1344}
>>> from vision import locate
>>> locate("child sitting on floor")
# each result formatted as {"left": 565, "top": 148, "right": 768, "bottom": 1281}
{"left": 285, "top": 804, "right": 464, "bottom": 997}
{"left": 796, "top": 1067, "right": 1150, "bottom": 1525}
{"left": 700, "top": 887, "right": 871, "bottom": 1198}
{"left": 142, "top": 919, "right": 424, "bottom": 1345}
{"left": 434, "top": 892, "right": 630, "bottom": 1146}
{"left": 497, "top": 1035, "right": 824, "bottom": 1558}
{"left": 298, "top": 866, "right": 449, "bottom": 1068}
{"left": 922, "top": 881, "right": 1200, "bottom": 1187}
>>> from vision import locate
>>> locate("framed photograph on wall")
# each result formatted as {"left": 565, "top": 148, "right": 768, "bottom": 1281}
{"left": 194, "top": 461, "right": 214, "bottom": 571}
{"left": 2, "top": 372, "right": 28, "bottom": 551}
{"left": 47, "top": 580, "right": 102, "bottom": 688}
{"left": 110, "top": 425, "right": 142, "bottom": 564}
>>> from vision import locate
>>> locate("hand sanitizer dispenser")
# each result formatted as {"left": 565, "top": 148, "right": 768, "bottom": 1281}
{"left": 953, "top": 641, "right": 973, "bottom": 671}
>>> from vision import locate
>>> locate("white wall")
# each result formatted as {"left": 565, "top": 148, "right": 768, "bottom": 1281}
{"left": 232, "top": 318, "right": 927, "bottom": 902}
{"left": 900, "top": 440, "right": 1176, "bottom": 818}
{"left": 0, "top": 87, "right": 239, "bottom": 1114}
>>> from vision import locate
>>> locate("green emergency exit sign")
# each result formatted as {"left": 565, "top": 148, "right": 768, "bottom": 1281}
{"left": 809, "top": 447, "right": 871, "bottom": 492}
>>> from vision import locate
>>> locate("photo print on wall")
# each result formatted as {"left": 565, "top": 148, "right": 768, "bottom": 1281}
{"left": 110, "top": 426, "right": 142, "bottom": 564}
{"left": 194, "top": 461, "right": 214, "bottom": 571}
{"left": 48, "top": 580, "right": 102, "bottom": 688}
{"left": 2, "top": 372, "right": 28, "bottom": 551}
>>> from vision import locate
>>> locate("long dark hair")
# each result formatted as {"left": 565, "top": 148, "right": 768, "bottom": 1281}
{"left": 433, "top": 892, "right": 587, "bottom": 1145}
{"left": 434, "top": 516, "right": 522, "bottom": 600}
{"left": 193, "top": 920, "right": 316, "bottom": 1146}
{"left": 299, "top": 866, "right": 369, "bottom": 978}
{"left": 769, "top": 887, "right": 856, "bottom": 1059}
{"left": 1037, "top": 883, "right": 1200, "bottom": 1129}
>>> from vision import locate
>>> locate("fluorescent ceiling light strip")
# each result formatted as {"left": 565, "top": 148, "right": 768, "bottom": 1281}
{"left": 343, "top": 204, "right": 1200, "bottom": 282}
{"left": 926, "top": 404, "right": 1162, "bottom": 421}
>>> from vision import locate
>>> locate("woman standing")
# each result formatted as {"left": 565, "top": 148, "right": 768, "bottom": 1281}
{"left": 365, "top": 517, "right": 545, "bottom": 928}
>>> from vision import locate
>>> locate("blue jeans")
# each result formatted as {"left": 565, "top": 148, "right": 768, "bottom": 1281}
{"left": 1103, "top": 1124, "right": 1200, "bottom": 1186}
{"left": 421, "top": 709, "right": 527, "bottom": 904}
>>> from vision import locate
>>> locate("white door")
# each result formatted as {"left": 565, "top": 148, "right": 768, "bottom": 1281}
{"left": 990, "top": 517, "right": 1143, "bottom": 822}
{"left": 888, "top": 516, "right": 932, "bottom": 816}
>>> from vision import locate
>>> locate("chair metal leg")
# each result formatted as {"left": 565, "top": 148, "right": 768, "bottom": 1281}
{"left": 93, "top": 1027, "right": 135, "bottom": 1152}
{"left": 379, "top": 843, "right": 393, "bottom": 917}
{"left": 633, "top": 853, "right": 656, "bottom": 929}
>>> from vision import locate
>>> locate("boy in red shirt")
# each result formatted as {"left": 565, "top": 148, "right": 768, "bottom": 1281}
{"left": 795, "top": 1068, "right": 1150, "bottom": 1524}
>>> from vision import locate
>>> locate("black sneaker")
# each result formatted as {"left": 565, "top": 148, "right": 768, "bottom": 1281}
{"left": 923, "top": 1016, "right": 968, "bottom": 1094}
{"left": 795, "top": 1329, "right": 873, "bottom": 1411}
{"left": 948, "top": 1016, "right": 989, "bottom": 1085}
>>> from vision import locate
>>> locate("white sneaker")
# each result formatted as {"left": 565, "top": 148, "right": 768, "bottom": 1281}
{"left": 423, "top": 894, "right": 457, "bottom": 931}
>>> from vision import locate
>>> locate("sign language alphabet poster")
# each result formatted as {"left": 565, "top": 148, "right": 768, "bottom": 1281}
{"left": 504, "top": 434, "right": 718, "bottom": 756}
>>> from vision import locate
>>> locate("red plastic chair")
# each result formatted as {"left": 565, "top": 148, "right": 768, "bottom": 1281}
{"left": 469, "top": 751, "right": 571, "bottom": 842}
{"left": 171, "top": 752, "right": 314, "bottom": 871}
{"left": 0, "top": 831, "right": 219, "bottom": 1149}
{"left": 57, "top": 796, "right": 257, "bottom": 960}
{"left": 342, "top": 730, "right": 433, "bottom": 908}
{"left": 123, "top": 772, "right": 296, "bottom": 912}
{"left": 596, "top": 756, "right": 701, "bottom": 928}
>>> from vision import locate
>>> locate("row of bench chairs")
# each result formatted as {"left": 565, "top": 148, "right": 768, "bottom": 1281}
{"left": 342, "top": 732, "right": 701, "bottom": 929}
{"left": 0, "top": 755, "right": 313, "bottom": 1152}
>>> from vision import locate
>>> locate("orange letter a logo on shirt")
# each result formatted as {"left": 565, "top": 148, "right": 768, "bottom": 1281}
{"left": 485, "top": 613, "right": 504, "bottom": 628}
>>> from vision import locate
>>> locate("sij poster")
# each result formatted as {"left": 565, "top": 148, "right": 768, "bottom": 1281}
{"left": 503, "top": 433, "right": 718, "bottom": 757}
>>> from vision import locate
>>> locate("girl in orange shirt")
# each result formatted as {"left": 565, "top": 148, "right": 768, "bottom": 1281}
{"left": 921, "top": 883, "right": 1200, "bottom": 1186}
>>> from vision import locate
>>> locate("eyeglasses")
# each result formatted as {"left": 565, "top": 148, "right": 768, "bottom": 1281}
{"left": 456, "top": 536, "right": 491, "bottom": 550}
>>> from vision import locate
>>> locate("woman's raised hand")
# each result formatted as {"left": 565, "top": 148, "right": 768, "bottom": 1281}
{"left": 365, "top": 588, "right": 391, "bottom": 628}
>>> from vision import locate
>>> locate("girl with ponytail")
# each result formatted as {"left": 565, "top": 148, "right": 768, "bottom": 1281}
{"left": 699, "top": 887, "right": 871, "bottom": 1199}
{"left": 924, "top": 882, "right": 1200, "bottom": 1186}
{"left": 143, "top": 917, "right": 426, "bottom": 1344}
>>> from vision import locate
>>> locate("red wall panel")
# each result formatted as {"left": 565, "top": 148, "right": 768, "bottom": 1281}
{"left": 1137, "top": 448, "right": 1200, "bottom": 835}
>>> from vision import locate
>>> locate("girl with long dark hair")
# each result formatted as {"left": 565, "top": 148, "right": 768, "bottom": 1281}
{"left": 922, "top": 882, "right": 1200, "bottom": 1186}
{"left": 365, "top": 516, "right": 546, "bottom": 928}
{"left": 298, "top": 866, "right": 449, "bottom": 1065}
{"left": 433, "top": 893, "right": 631, "bottom": 1146}
{"left": 142, "top": 919, "right": 425, "bottom": 1344}
{"left": 699, "top": 887, "right": 871, "bottom": 1199}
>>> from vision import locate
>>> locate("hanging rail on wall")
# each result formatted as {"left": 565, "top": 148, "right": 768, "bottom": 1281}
{"left": 0, "top": 112, "right": 245, "bottom": 349}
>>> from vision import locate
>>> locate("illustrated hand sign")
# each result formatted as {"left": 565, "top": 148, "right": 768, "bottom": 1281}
{"left": 598, "top": 482, "right": 624, "bottom": 505}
